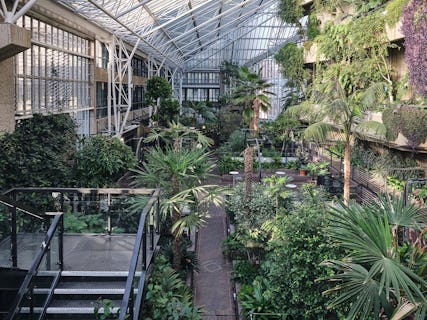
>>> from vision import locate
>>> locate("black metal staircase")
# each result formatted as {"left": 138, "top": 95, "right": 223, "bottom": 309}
{"left": 0, "top": 188, "right": 160, "bottom": 320}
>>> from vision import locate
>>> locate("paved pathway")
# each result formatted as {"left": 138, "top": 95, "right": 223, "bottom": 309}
{"left": 193, "top": 203, "right": 236, "bottom": 319}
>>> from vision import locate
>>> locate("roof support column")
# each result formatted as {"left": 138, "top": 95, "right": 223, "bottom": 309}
{"left": 106, "top": 36, "right": 140, "bottom": 137}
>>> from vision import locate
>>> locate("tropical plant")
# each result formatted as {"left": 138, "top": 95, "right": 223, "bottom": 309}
{"left": 382, "top": 105, "right": 427, "bottom": 149}
{"left": 232, "top": 66, "right": 274, "bottom": 135}
{"left": 146, "top": 76, "right": 172, "bottom": 102}
{"left": 142, "top": 255, "right": 202, "bottom": 319}
{"left": 152, "top": 98, "right": 180, "bottom": 126}
{"left": 75, "top": 135, "right": 136, "bottom": 187}
{"left": 323, "top": 194, "right": 427, "bottom": 319}
{"left": 180, "top": 101, "right": 217, "bottom": 128}
{"left": 238, "top": 277, "right": 274, "bottom": 320}
{"left": 287, "top": 81, "right": 386, "bottom": 204}
{"left": 278, "top": 0, "right": 305, "bottom": 35}
{"left": 133, "top": 124, "right": 225, "bottom": 270}
{"left": 262, "top": 174, "right": 293, "bottom": 211}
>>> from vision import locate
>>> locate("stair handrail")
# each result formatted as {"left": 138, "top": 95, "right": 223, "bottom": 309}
{"left": 119, "top": 189, "right": 160, "bottom": 320}
{"left": 6, "top": 213, "right": 64, "bottom": 320}
{"left": 0, "top": 194, "right": 44, "bottom": 220}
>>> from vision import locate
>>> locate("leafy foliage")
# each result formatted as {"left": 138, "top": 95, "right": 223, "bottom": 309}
{"left": 142, "top": 255, "right": 202, "bottom": 319}
{"left": 75, "top": 135, "right": 136, "bottom": 187}
{"left": 152, "top": 98, "right": 180, "bottom": 126}
{"left": 317, "top": 12, "right": 392, "bottom": 96}
{"left": 401, "top": 0, "right": 427, "bottom": 96}
{"left": 226, "top": 182, "right": 276, "bottom": 232}
{"left": 238, "top": 277, "right": 275, "bottom": 319}
{"left": 217, "top": 155, "right": 244, "bottom": 175}
{"left": 232, "top": 66, "right": 274, "bottom": 134}
{"left": 307, "top": 12, "right": 321, "bottom": 40}
{"left": 385, "top": 0, "right": 410, "bottom": 26}
{"left": 275, "top": 42, "right": 310, "bottom": 94}
{"left": 0, "top": 114, "right": 77, "bottom": 191}
{"left": 146, "top": 76, "right": 172, "bottom": 101}
{"left": 262, "top": 197, "right": 342, "bottom": 319}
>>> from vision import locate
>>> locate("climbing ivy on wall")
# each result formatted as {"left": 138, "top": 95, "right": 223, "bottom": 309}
{"left": 385, "top": 0, "right": 409, "bottom": 26}
{"left": 382, "top": 105, "right": 427, "bottom": 148}
{"left": 401, "top": 0, "right": 427, "bottom": 96}
{"left": 316, "top": 12, "right": 394, "bottom": 97}
{"left": 274, "top": 42, "right": 309, "bottom": 95}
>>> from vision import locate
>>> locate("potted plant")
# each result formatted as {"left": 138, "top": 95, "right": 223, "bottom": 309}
{"left": 306, "top": 161, "right": 329, "bottom": 185}
{"left": 299, "top": 165, "right": 308, "bottom": 176}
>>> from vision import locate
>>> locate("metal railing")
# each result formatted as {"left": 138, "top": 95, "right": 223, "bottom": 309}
{"left": 2, "top": 187, "right": 161, "bottom": 319}
{"left": 119, "top": 189, "right": 160, "bottom": 320}
{"left": 6, "top": 213, "right": 63, "bottom": 320}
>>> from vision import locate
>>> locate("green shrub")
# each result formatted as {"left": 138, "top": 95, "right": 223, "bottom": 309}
{"left": 383, "top": 105, "right": 427, "bottom": 148}
{"left": 385, "top": 0, "right": 409, "bottom": 26}
{"left": 262, "top": 204, "right": 342, "bottom": 319}
{"left": 239, "top": 277, "right": 274, "bottom": 320}
{"left": 232, "top": 260, "right": 258, "bottom": 285}
{"left": 217, "top": 155, "right": 244, "bottom": 175}
{"left": 226, "top": 183, "right": 276, "bottom": 231}
{"left": 0, "top": 114, "right": 77, "bottom": 191}
{"left": 228, "top": 129, "right": 246, "bottom": 153}
{"left": 75, "top": 135, "right": 136, "bottom": 187}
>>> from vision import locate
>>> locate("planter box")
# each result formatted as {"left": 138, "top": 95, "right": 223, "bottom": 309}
{"left": 386, "top": 19, "right": 404, "bottom": 42}
{"left": 363, "top": 110, "right": 427, "bottom": 151}
{"left": 231, "top": 156, "right": 298, "bottom": 164}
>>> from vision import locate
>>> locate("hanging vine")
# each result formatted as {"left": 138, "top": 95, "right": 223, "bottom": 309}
{"left": 401, "top": 0, "right": 427, "bottom": 96}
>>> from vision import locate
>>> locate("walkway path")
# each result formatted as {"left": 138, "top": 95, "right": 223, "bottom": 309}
{"left": 193, "top": 202, "right": 236, "bottom": 319}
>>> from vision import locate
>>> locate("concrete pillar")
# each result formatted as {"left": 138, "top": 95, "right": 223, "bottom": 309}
{"left": 0, "top": 56, "right": 15, "bottom": 132}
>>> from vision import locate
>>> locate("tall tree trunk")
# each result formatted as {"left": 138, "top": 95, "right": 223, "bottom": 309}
{"left": 250, "top": 99, "right": 260, "bottom": 135}
{"left": 172, "top": 208, "right": 183, "bottom": 270}
{"left": 343, "top": 143, "right": 351, "bottom": 205}
{"left": 171, "top": 174, "right": 182, "bottom": 270}
{"left": 244, "top": 146, "right": 253, "bottom": 219}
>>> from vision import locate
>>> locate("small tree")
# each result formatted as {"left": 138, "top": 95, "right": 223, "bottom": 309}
{"left": 133, "top": 123, "right": 225, "bottom": 270}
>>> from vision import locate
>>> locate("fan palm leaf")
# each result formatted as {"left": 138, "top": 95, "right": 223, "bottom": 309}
{"left": 303, "top": 122, "right": 336, "bottom": 143}
{"left": 325, "top": 201, "right": 427, "bottom": 318}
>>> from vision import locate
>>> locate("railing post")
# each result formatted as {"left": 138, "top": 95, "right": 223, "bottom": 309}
{"left": 156, "top": 196, "right": 160, "bottom": 234}
{"left": 58, "top": 214, "right": 64, "bottom": 271}
{"left": 10, "top": 205, "right": 17, "bottom": 268}
{"left": 129, "top": 292, "right": 134, "bottom": 320}
{"left": 142, "top": 223, "right": 147, "bottom": 270}
{"left": 150, "top": 224, "right": 154, "bottom": 251}
{"left": 107, "top": 193, "right": 112, "bottom": 235}
{"left": 28, "top": 285, "right": 34, "bottom": 320}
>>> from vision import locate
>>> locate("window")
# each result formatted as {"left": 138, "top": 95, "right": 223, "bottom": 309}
{"left": 15, "top": 15, "right": 92, "bottom": 118}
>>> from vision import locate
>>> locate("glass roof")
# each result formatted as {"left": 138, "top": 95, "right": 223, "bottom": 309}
{"left": 57, "top": 0, "right": 300, "bottom": 71}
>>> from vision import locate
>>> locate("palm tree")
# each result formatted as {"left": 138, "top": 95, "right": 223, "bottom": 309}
{"left": 232, "top": 66, "right": 275, "bottom": 135}
{"left": 232, "top": 66, "right": 274, "bottom": 218}
{"left": 133, "top": 124, "right": 225, "bottom": 270}
{"left": 286, "top": 81, "right": 386, "bottom": 204}
{"left": 323, "top": 194, "right": 427, "bottom": 319}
